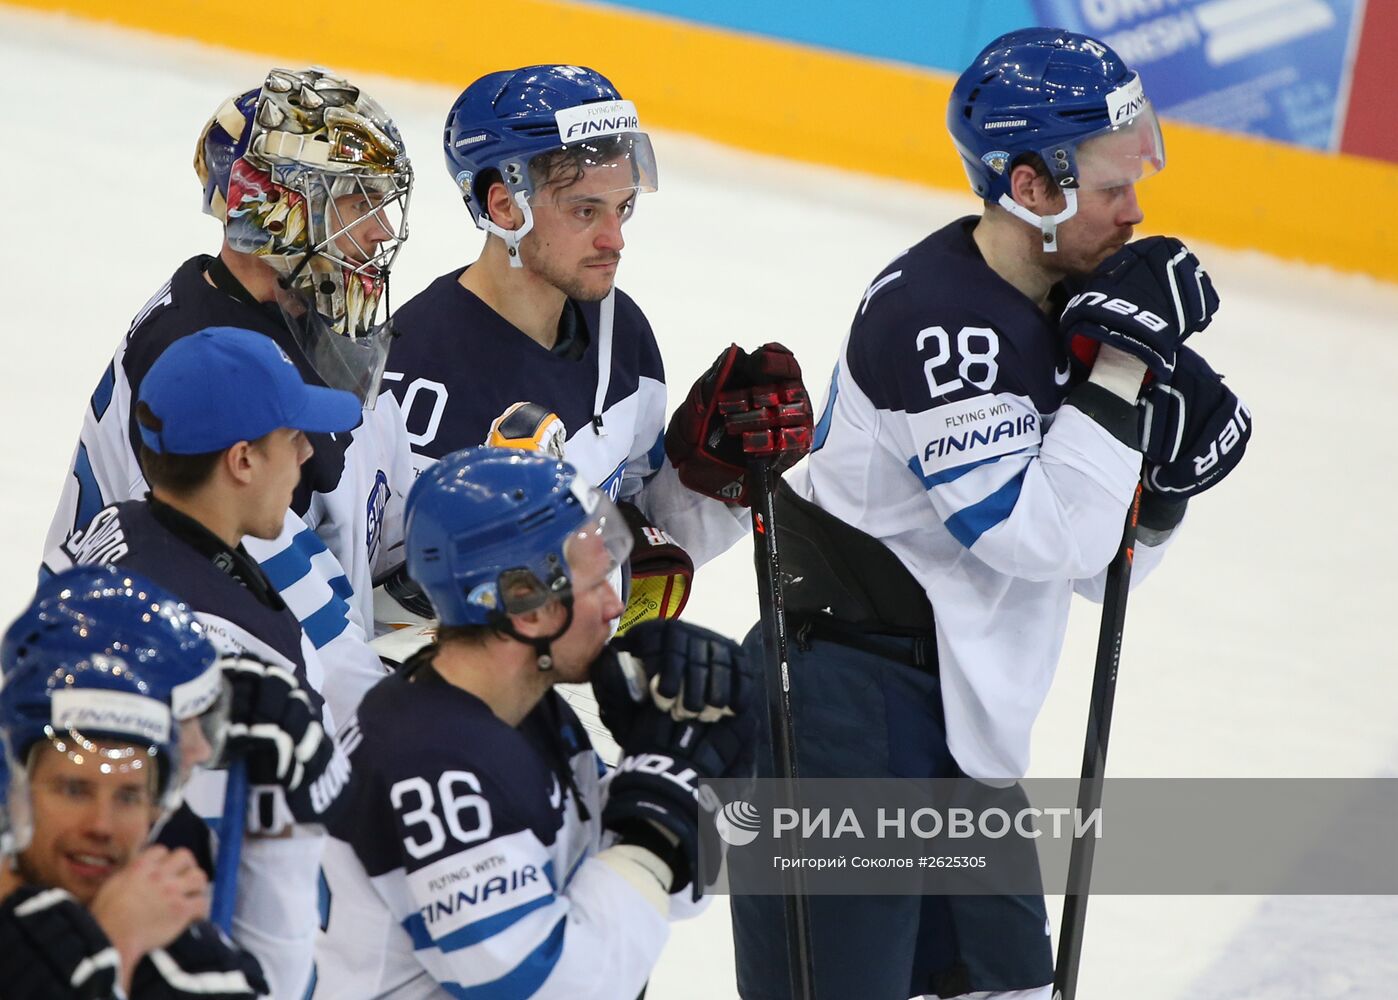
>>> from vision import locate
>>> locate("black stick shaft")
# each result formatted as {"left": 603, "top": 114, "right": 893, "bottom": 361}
{"left": 750, "top": 461, "right": 817, "bottom": 1000}
{"left": 1053, "top": 484, "right": 1141, "bottom": 1000}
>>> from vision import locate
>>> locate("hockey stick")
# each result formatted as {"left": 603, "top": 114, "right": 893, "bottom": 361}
{"left": 749, "top": 458, "right": 817, "bottom": 1000}
{"left": 1052, "top": 483, "right": 1142, "bottom": 1000}
{"left": 211, "top": 759, "right": 249, "bottom": 934}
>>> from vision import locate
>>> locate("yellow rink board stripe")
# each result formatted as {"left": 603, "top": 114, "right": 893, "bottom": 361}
{"left": 15, "top": 0, "right": 1397, "bottom": 282}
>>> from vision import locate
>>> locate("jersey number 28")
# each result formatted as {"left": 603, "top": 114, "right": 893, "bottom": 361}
{"left": 391, "top": 771, "right": 494, "bottom": 860}
{"left": 917, "top": 326, "right": 1000, "bottom": 399}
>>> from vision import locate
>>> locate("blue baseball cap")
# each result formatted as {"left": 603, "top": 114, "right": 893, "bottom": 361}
{"left": 138, "top": 327, "right": 362, "bottom": 455}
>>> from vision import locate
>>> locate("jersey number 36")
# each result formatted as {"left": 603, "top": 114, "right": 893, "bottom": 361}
{"left": 391, "top": 771, "right": 494, "bottom": 860}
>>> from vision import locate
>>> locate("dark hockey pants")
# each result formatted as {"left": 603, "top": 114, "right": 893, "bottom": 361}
{"left": 730, "top": 626, "right": 1054, "bottom": 1000}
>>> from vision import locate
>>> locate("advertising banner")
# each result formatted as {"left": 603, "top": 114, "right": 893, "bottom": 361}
{"left": 1030, "top": 0, "right": 1365, "bottom": 151}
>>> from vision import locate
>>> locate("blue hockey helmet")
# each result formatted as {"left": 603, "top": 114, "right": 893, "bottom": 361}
{"left": 0, "top": 649, "right": 183, "bottom": 851}
{"left": 947, "top": 28, "right": 1164, "bottom": 250}
{"left": 443, "top": 65, "right": 658, "bottom": 266}
{"left": 404, "top": 447, "right": 632, "bottom": 631}
{"left": 4, "top": 567, "right": 228, "bottom": 767}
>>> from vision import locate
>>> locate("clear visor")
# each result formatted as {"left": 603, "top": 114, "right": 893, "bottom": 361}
{"left": 507, "top": 131, "right": 658, "bottom": 219}
{"left": 185, "top": 677, "right": 232, "bottom": 775}
{"left": 1048, "top": 100, "right": 1165, "bottom": 193}
{"left": 496, "top": 487, "right": 634, "bottom": 616}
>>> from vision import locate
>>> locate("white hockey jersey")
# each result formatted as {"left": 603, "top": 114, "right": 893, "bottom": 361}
{"left": 801, "top": 219, "right": 1178, "bottom": 781}
{"left": 44, "top": 256, "right": 414, "bottom": 726}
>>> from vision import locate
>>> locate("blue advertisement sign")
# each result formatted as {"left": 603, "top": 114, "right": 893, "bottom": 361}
{"left": 1030, "top": 0, "right": 1363, "bottom": 150}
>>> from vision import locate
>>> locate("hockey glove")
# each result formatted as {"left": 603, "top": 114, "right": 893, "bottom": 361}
{"left": 132, "top": 922, "right": 269, "bottom": 1000}
{"left": 592, "top": 619, "right": 750, "bottom": 744}
{"left": 1061, "top": 236, "right": 1220, "bottom": 381}
{"left": 603, "top": 703, "right": 756, "bottom": 900}
{"left": 0, "top": 886, "right": 120, "bottom": 1000}
{"left": 1138, "top": 346, "right": 1251, "bottom": 500}
{"left": 220, "top": 657, "right": 352, "bottom": 827}
{"left": 615, "top": 503, "right": 694, "bottom": 635}
{"left": 665, "top": 343, "right": 813, "bottom": 506}
{"left": 485, "top": 401, "right": 568, "bottom": 459}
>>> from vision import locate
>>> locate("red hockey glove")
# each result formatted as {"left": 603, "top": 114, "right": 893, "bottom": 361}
{"left": 665, "top": 343, "right": 813, "bottom": 507}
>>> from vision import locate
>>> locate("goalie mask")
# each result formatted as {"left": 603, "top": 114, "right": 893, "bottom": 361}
{"left": 195, "top": 68, "right": 414, "bottom": 402}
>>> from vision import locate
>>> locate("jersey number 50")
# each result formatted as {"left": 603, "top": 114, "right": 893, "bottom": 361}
{"left": 391, "top": 771, "right": 494, "bottom": 861}
{"left": 917, "top": 326, "right": 1000, "bottom": 399}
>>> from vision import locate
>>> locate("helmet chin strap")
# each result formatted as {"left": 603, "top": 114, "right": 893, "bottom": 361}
{"left": 997, "top": 188, "right": 1079, "bottom": 253}
{"left": 478, "top": 191, "right": 535, "bottom": 269}
{"left": 500, "top": 597, "right": 575, "bottom": 671}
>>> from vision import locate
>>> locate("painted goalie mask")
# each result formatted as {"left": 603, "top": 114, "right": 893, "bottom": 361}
{"left": 195, "top": 68, "right": 413, "bottom": 404}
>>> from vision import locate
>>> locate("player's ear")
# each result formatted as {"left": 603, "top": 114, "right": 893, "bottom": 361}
{"left": 224, "top": 441, "right": 256, "bottom": 485}
{"left": 484, "top": 180, "right": 523, "bottom": 232}
{"left": 1008, "top": 163, "right": 1063, "bottom": 214}
{"left": 509, "top": 600, "right": 568, "bottom": 639}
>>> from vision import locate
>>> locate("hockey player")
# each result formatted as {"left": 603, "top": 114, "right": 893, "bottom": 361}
{"left": 732, "top": 28, "right": 1251, "bottom": 1000}
{"left": 44, "top": 66, "right": 416, "bottom": 729}
{"left": 0, "top": 731, "right": 127, "bottom": 1000}
{"left": 0, "top": 613, "right": 268, "bottom": 999}
{"left": 314, "top": 447, "right": 756, "bottom": 998}
{"left": 43, "top": 327, "right": 360, "bottom": 998}
{"left": 381, "top": 65, "right": 812, "bottom": 632}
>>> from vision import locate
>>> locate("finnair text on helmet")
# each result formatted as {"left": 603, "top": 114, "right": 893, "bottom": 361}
{"left": 1106, "top": 77, "right": 1146, "bottom": 124}
{"left": 554, "top": 100, "right": 642, "bottom": 142}
{"left": 52, "top": 686, "right": 172, "bottom": 744}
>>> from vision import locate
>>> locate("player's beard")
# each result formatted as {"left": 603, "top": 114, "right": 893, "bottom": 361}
{"left": 530, "top": 251, "right": 619, "bottom": 304}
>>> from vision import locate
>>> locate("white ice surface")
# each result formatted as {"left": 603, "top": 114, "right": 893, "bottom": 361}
{"left": 4, "top": 8, "right": 1398, "bottom": 998}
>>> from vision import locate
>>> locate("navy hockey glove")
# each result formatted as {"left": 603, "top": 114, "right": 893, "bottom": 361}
{"left": 666, "top": 343, "right": 813, "bottom": 506}
{"left": 132, "top": 921, "right": 269, "bottom": 1000}
{"left": 0, "top": 885, "right": 119, "bottom": 1000}
{"left": 1062, "top": 236, "right": 1220, "bottom": 381}
{"left": 602, "top": 688, "right": 756, "bottom": 897}
{"left": 592, "top": 620, "right": 750, "bottom": 745}
{"left": 1138, "top": 346, "right": 1251, "bottom": 499}
{"left": 221, "top": 657, "right": 352, "bottom": 827}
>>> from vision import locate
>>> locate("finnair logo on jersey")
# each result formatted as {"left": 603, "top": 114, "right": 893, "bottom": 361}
{"left": 555, "top": 100, "right": 640, "bottom": 142}
{"left": 1106, "top": 77, "right": 1146, "bottom": 124}
{"left": 923, "top": 414, "right": 1037, "bottom": 461}
{"left": 52, "top": 686, "right": 171, "bottom": 744}
{"left": 420, "top": 865, "right": 544, "bottom": 925}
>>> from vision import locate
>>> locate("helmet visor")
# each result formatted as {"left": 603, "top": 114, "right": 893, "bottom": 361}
{"left": 1048, "top": 99, "right": 1165, "bottom": 193}
{"left": 497, "top": 485, "right": 633, "bottom": 615}
{"left": 497, "top": 99, "right": 659, "bottom": 209}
